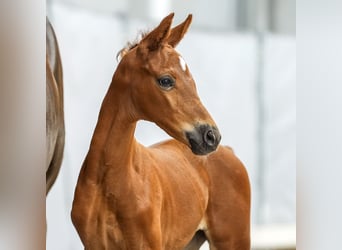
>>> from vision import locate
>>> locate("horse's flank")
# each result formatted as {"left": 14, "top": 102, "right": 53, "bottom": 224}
{"left": 46, "top": 18, "right": 65, "bottom": 194}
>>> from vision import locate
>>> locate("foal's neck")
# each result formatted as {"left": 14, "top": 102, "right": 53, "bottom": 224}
{"left": 89, "top": 75, "right": 138, "bottom": 168}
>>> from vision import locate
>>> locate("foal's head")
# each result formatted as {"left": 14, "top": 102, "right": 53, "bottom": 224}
{"left": 115, "top": 13, "right": 221, "bottom": 155}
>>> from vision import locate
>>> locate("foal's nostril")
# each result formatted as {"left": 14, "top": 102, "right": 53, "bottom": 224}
{"left": 204, "top": 130, "right": 216, "bottom": 146}
{"left": 186, "top": 125, "right": 220, "bottom": 155}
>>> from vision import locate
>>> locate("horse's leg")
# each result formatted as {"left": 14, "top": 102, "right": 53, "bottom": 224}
{"left": 205, "top": 147, "right": 251, "bottom": 250}
{"left": 117, "top": 212, "right": 163, "bottom": 250}
{"left": 183, "top": 231, "right": 207, "bottom": 250}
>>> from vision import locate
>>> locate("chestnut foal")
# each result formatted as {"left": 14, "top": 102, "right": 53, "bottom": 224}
{"left": 71, "top": 13, "right": 250, "bottom": 250}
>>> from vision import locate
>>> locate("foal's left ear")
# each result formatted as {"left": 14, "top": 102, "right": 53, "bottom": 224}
{"left": 139, "top": 13, "right": 174, "bottom": 52}
{"left": 167, "top": 14, "right": 192, "bottom": 48}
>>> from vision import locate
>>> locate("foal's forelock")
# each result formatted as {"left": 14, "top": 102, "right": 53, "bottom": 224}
{"left": 116, "top": 31, "right": 150, "bottom": 62}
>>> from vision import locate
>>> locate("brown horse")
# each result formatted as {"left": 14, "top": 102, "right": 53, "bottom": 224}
{"left": 46, "top": 17, "right": 65, "bottom": 194}
{"left": 71, "top": 13, "right": 250, "bottom": 250}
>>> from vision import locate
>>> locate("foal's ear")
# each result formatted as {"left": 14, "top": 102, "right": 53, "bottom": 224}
{"left": 167, "top": 14, "right": 192, "bottom": 48}
{"left": 139, "top": 13, "right": 174, "bottom": 52}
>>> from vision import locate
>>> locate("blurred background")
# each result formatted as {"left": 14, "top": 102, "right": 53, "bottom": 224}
{"left": 46, "top": 0, "right": 296, "bottom": 249}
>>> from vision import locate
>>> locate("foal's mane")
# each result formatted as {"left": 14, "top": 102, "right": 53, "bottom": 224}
{"left": 116, "top": 30, "right": 149, "bottom": 62}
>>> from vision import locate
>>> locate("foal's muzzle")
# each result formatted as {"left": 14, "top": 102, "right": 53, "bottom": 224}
{"left": 185, "top": 124, "right": 221, "bottom": 155}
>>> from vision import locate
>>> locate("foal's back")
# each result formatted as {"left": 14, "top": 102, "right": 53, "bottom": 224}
{"left": 148, "top": 139, "right": 251, "bottom": 249}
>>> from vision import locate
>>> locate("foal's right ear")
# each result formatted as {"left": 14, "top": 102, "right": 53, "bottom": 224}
{"left": 139, "top": 13, "right": 174, "bottom": 53}
{"left": 167, "top": 14, "right": 192, "bottom": 48}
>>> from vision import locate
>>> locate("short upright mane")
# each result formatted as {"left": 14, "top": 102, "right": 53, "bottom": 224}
{"left": 116, "top": 30, "right": 149, "bottom": 62}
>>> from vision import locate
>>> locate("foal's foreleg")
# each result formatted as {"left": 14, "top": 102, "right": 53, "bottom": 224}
{"left": 183, "top": 230, "right": 207, "bottom": 250}
{"left": 118, "top": 212, "right": 163, "bottom": 250}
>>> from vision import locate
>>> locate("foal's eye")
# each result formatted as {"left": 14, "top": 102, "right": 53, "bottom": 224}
{"left": 157, "top": 75, "right": 175, "bottom": 90}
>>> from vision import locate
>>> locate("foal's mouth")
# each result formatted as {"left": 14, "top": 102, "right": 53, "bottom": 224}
{"left": 185, "top": 124, "right": 221, "bottom": 155}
